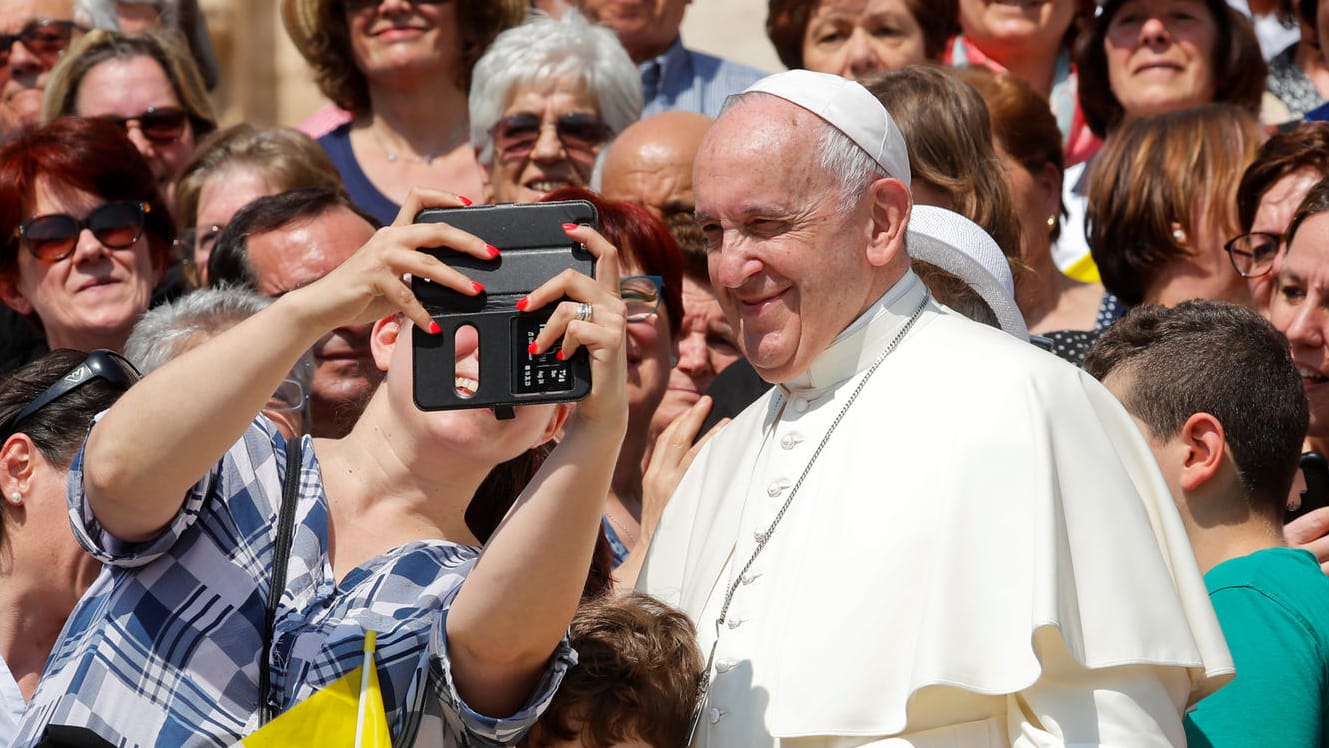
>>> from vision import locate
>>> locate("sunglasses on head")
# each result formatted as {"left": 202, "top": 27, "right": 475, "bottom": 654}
{"left": 15, "top": 201, "right": 151, "bottom": 263}
{"left": 99, "top": 107, "right": 190, "bottom": 145}
{"left": 0, "top": 19, "right": 86, "bottom": 66}
{"left": 491, "top": 112, "right": 611, "bottom": 160}
{"left": 0, "top": 349, "right": 140, "bottom": 444}
{"left": 341, "top": 0, "right": 449, "bottom": 11}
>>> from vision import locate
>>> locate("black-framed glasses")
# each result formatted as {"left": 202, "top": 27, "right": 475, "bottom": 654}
{"left": 492, "top": 112, "right": 611, "bottom": 160}
{"left": 1224, "top": 231, "right": 1282, "bottom": 278}
{"left": 99, "top": 107, "right": 190, "bottom": 144}
{"left": 0, "top": 350, "right": 140, "bottom": 443}
{"left": 341, "top": 0, "right": 449, "bottom": 12}
{"left": 0, "top": 19, "right": 87, "bottom": 66}
{"left": 621, "top": 275, "right": 663, "bottom": 322}
{"left": 15, "top": 201, "right": 150, "bottom": 263}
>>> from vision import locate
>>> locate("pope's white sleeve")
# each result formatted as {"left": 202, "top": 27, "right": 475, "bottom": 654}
{"left": 1007, "top": 630, "right": 1194, "bottom": 748}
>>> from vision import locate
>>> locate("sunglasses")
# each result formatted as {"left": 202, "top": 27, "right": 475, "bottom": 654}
{"left": 0, "top": 19, "right": 86, "bottom": 66}
{"left": 15, "top": 201, "right": 151, "bottom": 263}
{"left": 621, "top": 275, "right": 664, "bottom": 322}
{"left": 1224, "top": 231, "right": 1282, "bottom": 278}
{"left": 492, "top": 112, "right": 611, "bottom": 160}
{"left": 0, "top": 350, "right": 140, "bottom": 443}
{"left": 99, "top": 107, "right": 190, "bottom": 145}
{"left": 341, "top": 0, "right": 449, "bottom": 11}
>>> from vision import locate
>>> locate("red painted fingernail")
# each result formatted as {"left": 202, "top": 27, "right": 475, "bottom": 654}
{"left": 528, "top": 341, "right": 539, "bottom": 355}
{"left": 428, "top": 320, "right": 442, "bottom": 335}
{"left": 458, "top": 195, "right": 473, "bottom": 206}
{"left": 471, "top": 281, "right": 485, "bottom": 293}
{"left": 486, "top": 244, "right": 500, "bottom": 258}
{"left": 556, "top": 350, "right": 565, "bottom": 361}
{"left": 562, "top": 223, "right": 578, "bottom": 231}
{"left": 516, "top": 297, "right": 529, "bottom": 311}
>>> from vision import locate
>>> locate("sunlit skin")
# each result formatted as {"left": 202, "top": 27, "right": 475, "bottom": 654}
{"left": 1246, "top": 169, "right": 1322, "bottom": 317}
{"left": 578, "top": 0, "right": 692, "bottom": 62}
{"left": 245, "top": 207, "right": 381, "bottom": 438}
{"left": 485, "top": 78, "right": 604, "bottom": 205}
{"left": 0, "top": 180, "right": 159, "bottom": 353}
{"left": 1270, "top": 211, "right": 1329, "bottom": 455}
{"left": 346, "top": 0, "right": 463, "bottom": 90}
{"left": 192, "top": 170, "right": 275, "bottom": 281}
{"left": 1143, "top": 204, "right": 1251, "bottom": 308}
{"left": 2, "top": 0, "right": 80, "bottom": 128}
{"left": 1104, "top": 0, "right": 1218, "bottom": 119}
{"left": 649, "top": 276, "right": 739, "bottom": 435}
{"left": 958, "top": 0, "right": 1077, "bottom": 93}
{"left": 74, "top": 55, "right": 197, "bottom": 208}
{"left": 802, "top": 0, "right": 928, "bottom": 79}
{"left": 599, "top": 111, "right": 712, "bottom": 220}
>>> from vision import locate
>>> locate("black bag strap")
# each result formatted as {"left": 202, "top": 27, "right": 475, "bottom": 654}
{"left": 260, "top": 436, "right": 302, "bottom": 724}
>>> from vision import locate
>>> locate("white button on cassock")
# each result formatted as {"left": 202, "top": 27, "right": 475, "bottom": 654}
{"left": 715, "top": 658, "right": 735, "bottom": 673}
{"left": 708, "top": 707, "right": 723, "bottom": 724}
{"left": 780, "top": 433, "right": 803, "bottom": 449}
{"left": 792, "top": 398, "right": 809, "bottom": 413}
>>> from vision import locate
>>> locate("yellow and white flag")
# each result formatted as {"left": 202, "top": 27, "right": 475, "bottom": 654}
{"left": 238, "top": 631, "right": 392, "bottom": 748}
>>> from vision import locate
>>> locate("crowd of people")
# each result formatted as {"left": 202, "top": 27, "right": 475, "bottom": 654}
{"left": 2, "top": 0, "right": 1329, "bottom": 746}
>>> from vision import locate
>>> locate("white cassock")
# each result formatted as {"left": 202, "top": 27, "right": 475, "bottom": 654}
{"left": 638, "top": 272, "right": 1233, "bottom": 747}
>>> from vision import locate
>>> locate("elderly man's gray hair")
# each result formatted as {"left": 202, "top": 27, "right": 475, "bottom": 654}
{"left": 469, "top": 10, "right": 642, "bottom": 167}
{"left": 125, "top": 286, "right": 314, "bottom": 396}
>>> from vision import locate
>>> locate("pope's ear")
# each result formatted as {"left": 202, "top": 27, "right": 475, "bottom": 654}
{"left": 866, "top": 177, "right": 911, "bottom": 268}
{"left": 371, "top": 314, "right": 403, "bottom": 372}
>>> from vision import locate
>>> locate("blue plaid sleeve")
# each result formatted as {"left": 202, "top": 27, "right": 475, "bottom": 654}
{"left": 66, "top": 414, "right": 285, "bottom": 568}
{"left": 429, "top": 598, "right": 578, "bottom": 746}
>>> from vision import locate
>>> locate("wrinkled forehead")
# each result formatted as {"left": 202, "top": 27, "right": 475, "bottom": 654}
{"left": 3, "top": 0, "right": 76, "bottom": 30}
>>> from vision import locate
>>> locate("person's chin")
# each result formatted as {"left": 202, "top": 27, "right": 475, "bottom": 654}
{"left": 3, "top": 88, "right": 43, "bottom": 128}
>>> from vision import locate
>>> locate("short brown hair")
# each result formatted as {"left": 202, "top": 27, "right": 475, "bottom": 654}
{"left": 283, "top": 0, "right": 527, "bottom": 114}
{"left": 864, "top": 66, "right": 1026, "bottom": 289}
{"left": 766, "top": 0, "right": 957, "bottom": 69}
{"left": 1085, "top": 104, "right": 1260, "bottom": 306}
{"left": 1074, "top": 0, "right": 1266, "bottom": 139}
{"left": 524, "top": 593, "right": 703, "bottom": 748}
{"left": 1083, "top": 300, "right": 1307, "bottom": 516}
{"left": 1235, "top": 122, "right": 1329, "bottom": 234}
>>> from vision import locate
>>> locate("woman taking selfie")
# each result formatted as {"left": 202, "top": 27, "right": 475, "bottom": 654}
{"left": 13, "top": 189, "right": 628, "bottom": 747}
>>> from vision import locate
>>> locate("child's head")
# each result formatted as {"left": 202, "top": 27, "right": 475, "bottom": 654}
{"left": 524, "top": 592, "right": 703, "bottom": 748}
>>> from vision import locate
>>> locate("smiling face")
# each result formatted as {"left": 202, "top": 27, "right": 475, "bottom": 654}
{"left": 246, "top": 206, "right": 380, "bottom": 438}
{"left": 695, "top": 97, "right": 897, "bottom": 384}
{"left": 622, "top": 257, "right": 675, "bottom": 443}
{"left": 486, "top": 77, "right": 604, "bottom": 204}
{"left": 958, "top": 0, "right": 1078, "bottom": 62}
{"left": 1104, "top": 0, "right": 1219, "bottom": 119}
{"left": 650, "top": 275, "right": 739, "bottom": 432}
{"left": 73, "top": 55, "right": 196, "bottom": 204}
{"left": 802, "top": 0, "right": 927, "bottom": 79}
{"left": 1271, "top": 212, "right": 1329, "bottom": 441}
{"left": 1246, "top": 169, "right": 1322, "bottom": 315}
{"left": 2, "top": 0, "right": 79, "bottom": 128}
{"left": 346, "top": 0, "right": 462, "bottom": 85}
{"left": 0, "top": 179, "right": 157, "bottom": 352}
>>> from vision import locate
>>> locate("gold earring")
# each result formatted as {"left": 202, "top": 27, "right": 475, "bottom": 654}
{"left": 1046, "top": 215, "right": 1057, "bottom": 229}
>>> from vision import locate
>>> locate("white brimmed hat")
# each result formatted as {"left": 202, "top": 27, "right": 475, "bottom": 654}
{"left": 744, "top": 69, "right": 911, "bottom": 185}
{"left": 907, "top": 205, "right": 1029, "bottom": 341}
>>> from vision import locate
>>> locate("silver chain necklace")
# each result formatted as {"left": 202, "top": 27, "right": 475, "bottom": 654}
{"left": 685, "top": 290, "right": 929, "bottom": 743}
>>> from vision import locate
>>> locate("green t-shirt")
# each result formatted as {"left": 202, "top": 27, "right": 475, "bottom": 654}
{"left": 1185, "top": 547, "right": 1329, "bottom": 748}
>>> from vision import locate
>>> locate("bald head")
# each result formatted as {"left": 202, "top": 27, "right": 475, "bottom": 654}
{"left": 599, "top": 110, "right": 712, "bottom": 221}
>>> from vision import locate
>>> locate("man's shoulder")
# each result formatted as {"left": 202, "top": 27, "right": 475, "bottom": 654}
{"left": 1209, "top": 548, "right": 1329, "bottom": 615}
{"left": 678, "top": 43, "right": 768, "bottom": 85}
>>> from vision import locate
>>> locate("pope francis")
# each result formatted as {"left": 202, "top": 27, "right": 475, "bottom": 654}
{"left": 636, "top": 70, "right": 1235, "bottom": 747}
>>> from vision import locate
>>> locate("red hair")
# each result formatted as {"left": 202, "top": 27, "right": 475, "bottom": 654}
{"left": 0, "top": 117, "right": 174, "bottom": 284}
{"left": 542, "top": 186, "right": 683, "bottom": 337}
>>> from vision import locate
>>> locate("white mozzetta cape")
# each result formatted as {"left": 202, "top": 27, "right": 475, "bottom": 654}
{"left": 639, "top": 275, "right": 1233, "bottom": 747}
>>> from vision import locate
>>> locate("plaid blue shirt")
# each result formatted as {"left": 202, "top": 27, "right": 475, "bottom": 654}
{"left": 14, "top": 419, "right": 573, "bottom": 747}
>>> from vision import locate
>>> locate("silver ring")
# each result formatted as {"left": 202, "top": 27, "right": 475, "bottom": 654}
{"left": 574, "top": 302, "right": 593, "bottom": 323}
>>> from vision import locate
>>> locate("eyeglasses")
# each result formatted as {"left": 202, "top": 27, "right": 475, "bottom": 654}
{"left": 266, "top": 378, "right": 308, "bottom": 414}
{"left": 492, "top": 112, "right": 611, "bottom": 160}
{"left": 341, "top": 0, "right": 449, "bottom": 12}
{"left": 99, "top": 107, "right": 190, "bottom": 145}
{"left": 178, "top": 224, "right": 224, "bottom": 257}
{"left": 0, "top": 19, "right": 87, "bottom": 67}
{"left": 1224, "top": 231, "right": 1282, "bottom": 278}
{"left": 621, "top": 275, "right": 664, "bottom": 322}
{"left": 0, "top": 350, "right": 140, "bottom": 443}
{"left": 15, "top": 201, "right": 150, "bottom": 263}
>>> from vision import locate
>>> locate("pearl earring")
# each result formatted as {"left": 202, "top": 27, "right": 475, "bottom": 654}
{"left": 7, "top": 492, "right": 19, "bottom": 505}
{"left": 1172, "top": 227, "right": 1186, "bottom": 242}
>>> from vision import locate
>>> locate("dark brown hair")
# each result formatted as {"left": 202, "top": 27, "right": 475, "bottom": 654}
{"left": 1236, "top": 122, "right": 1329, "bottom": 234}
{"left": 523, "top": 592, "right": 703, "bottom": 748}
{"left": 1074, "top": 0, "right": 1267, "bottom": 139}
{"left": 1084, "top": 300, "right": 1307, "bottom": 516}
{"left": 766, "top": 0, "right": 958, "bottom": 69}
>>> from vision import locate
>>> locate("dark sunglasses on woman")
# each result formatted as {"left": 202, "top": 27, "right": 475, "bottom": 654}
{"left": 99, "top": 107, "right": 190, "bottom": 145}
{"left": 0, "top": 349, "right": 141, "bottom": 443}
{"left": 0, "top": 19, "right": 87, "bottom": 67}
{"left": 14, "top": 201, "right": 151, "bottom": 263}
{"left": 491, "top": 112, "right": 611, "bottom": 159}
